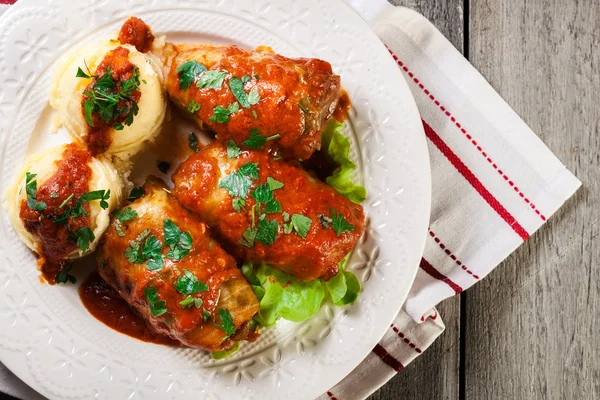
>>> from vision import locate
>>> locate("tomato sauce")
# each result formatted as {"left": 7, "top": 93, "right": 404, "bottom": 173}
{"left": 81, "top": 46, "right": 141, "bottom": 155}
{"left": 80, "top": 271, "right": 178, "bottom": 346}
{"left": 118, "top": 16, "right": 155, "bottom": 53}
{"left": 19, "top": 144, "right": 92, "bottom": 283}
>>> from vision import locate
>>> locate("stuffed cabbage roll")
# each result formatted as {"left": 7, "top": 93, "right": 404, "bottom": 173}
{"left": 172, "top": 142, "right": 365, "bottom": 282}
{"left": 166, "top": 45, "right": 341, "bottom": 160}
{"left": 96, "top": 178, "right": 259, "bottom": 352}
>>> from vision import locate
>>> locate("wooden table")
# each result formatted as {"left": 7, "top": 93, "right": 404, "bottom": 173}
{"left": 369, "top": 0, "right": 598, "bottom": 399}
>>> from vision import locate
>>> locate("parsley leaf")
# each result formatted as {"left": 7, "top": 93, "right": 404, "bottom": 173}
{"left": 242, "top": 129, "right": 279, "bottom": 150}
{"left": 214, "top": 308, "right": 236, "bottom": 338}
{"left": 229, "top": 77, "right": 251, "bottom": 108}
{"left": 125, "top": 229, "right": 150, "bottom": 262}
{"left": 238, "top": 162, "right": 259, "bottom": 179}
{"left": 25, "top": 172, "right": 47, "bottom": 212}
{"left": 188, "top": 132, "right": 200, "bottom": 153}
{"left": 252, "top": 110, "right": 258, "bottom": 119}
{"left": 81, "top": 66, "right": 141, "bottom": 130}
{"left": 266, "top": 177, "right": 284, "bottom": 190}
{"left": 290, "top": 214, "right": 312, "bottom": 239}
{"left": 73, "top": 227, "right": 95, "bottom": 252}
{"left": 203, "top": 310, "right": 211, "bottom": 322}
{"left": 116, "top": 207, "right": 138, "bottom": 223}
{"left": 176, "top": 60, "right": 207, "bottom": 90}
{"left": 238, "top": 226, "right": 257, "bottom": 248}
{"left": 251, "top": 183, "right": 281, "bottom": 214}
{"left": 209, "top": 102, "right": 239, "bottom": 123}
{"left": 242, "top": 128, "right": 265, "bottom": 149}
{"left": 232, "top": 197, "right": 246, "bottom": 212}
{"left": 76, "top": 66, "right": 94, "bottom": 79}
{"left": 217, "top": 162, "right": 258, "bottom": 198}
{"left": 157, "top": 161, "right": 170, "bottom": 174}
{"left": 164, "top": 219, "right": 193, "bottom": 261}
{"left": 247, "top": 88, "right": 260, "bottom": 105}
{"left": 174, "top": 269, "right": 208, "bottom": 295}
{"left": 144, "top": 286, "right": 167, "bottom": 317}
{"left": 180, "top": 295, "right": 203, "bottom": 309}
{"left": 255, "top": 217, "right": 279, "bottom": 246}
{"left": 77, "top": 189, "right": 111, "bottom": 210}
{"left": 188, "top": 99, "right": 201, "bottom": 113}
{"left": 141, "top": 235, "right": 164, "bottom": 271}
{"left": 330, "top": 208, "right": 354, "bottom": 236}
{"left": 128, "top": 187, "right": 145, "bottom": 202}
{"left": 226, "top": 139, "right": 241, "bottom": 159}
{"left": 55, "top": 265, "right": 76, "bottom": 284}
{"left": 241, "top": 75, "right": 252, "bottom": 84}
{"left": 197, "top": 70, "right": 227, "bottom": 89}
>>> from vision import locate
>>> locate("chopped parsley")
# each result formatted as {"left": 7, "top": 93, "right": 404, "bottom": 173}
{"left": 50, "top": 192, "right": 59, "bottom": 199}
{"left": 77, "top": 189, "right": 111, "bottom": 210}
{"left": 226, "top": 139, "right": 241, "bottom": 159}
{"left": 144, "top": 286, "right": 167, "bottom": 317}
{"left": 266, "top": 177, "right": 284, "bottom": 190}
{"left": 128, "top": 187, "right": 145, "bottom": 202}
{"left": 232, "top": 197, "right": 246, "bottom": 212}
{"left": 214, "top": 308, "right": 236, "bottom": 338}
{"left": 247, "top": 88, "right": 260, "bottom": 105}
{"left": 55, "top": 265, "right": 76, "bottom": 284}
{"left": 196, "top": 70, "right": 227, "bottom": 89}
{"left": 180, "top": 295, "right": 203, "bottom": 309}
{"left": 209, "top": 102, "right": 239, "bottom": 123}
{"left": 188, "top": 132, "right": 200, "bottom": 152}
{"left": 242, "top": 128, "right": 280, "bottom": 150}
{"left": 164, "top": 219, "right": 193, "bottom": 261}
{"left": 81, "top": 66, "right": 141, "bottom": 130}
{"left": 251, "top": 183, "right": 281, "bottom": 214}
{"left": 241, "top": 75, "right": 252, "bottom": 84}
{"left": 188, "top": 99, "right": 201, "bottom": 113}
{"left": 217, "top": 162, "right": 259, "bottom": 198}
{"left": 174, "top": 269, "right": 208, "bottom": 295}
{"left": 252, "top": 110, "right": 258, "bottom": 120}
{"left": 157, "top": 161, "right": 170, "bottom": 174}
{"left": 255, "top": 216, "right": 279, "bottom": 246}
{"left": 125, "top": 229, "right": 164, "bottom": 271}
{"left": 58, "top": 193, "right": 74, "bottom": 209}
{"left": 229, "top": 77, "right": 251, "bottom": 108}
{"left": 116, "top": 207, "right": 138, "bottom": 223}
{"left": 238, "top": 226, "right": 257, "bottom": 248}
{"left": 73, "top": 227, "right": 95, "bottom": 252}
{"left": 25, "top": 172, "right": 47, "bottom": 212}
{"left": 286, "top": 214, "right": 312, "bottom": 239}
{"left": 176, "top": 60, "right": 207, "bottom": 90}
{"left": 330, "top": 208, "right": 354, "bottom": 236}
{"left": 203, "top": 309, "right": 211, "bottom": 322}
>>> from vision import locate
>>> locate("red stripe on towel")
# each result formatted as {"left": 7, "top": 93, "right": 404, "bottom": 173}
{"left": 386, "top": 46, "right": 547, "bottom": 222}
{"left": 423, "top": 120, "right": 530, "bottom": 240}
{"left": 428, "top": 228, "right": 480, "bottom": 279}
{"left": 372, "top": 343, "right": 404, "bottom": 372}
{"left": 419, "top": 258, "right": 463, "bottom": 294}
{"left": 390, "top": 324, "right": 423, "bottom": 354}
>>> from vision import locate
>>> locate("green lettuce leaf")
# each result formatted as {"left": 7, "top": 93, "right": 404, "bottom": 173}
{"left": 244, "top": 258, "right": 361, "bottom": 327}
{"left": 321, "top": 119, "right": 367, "bottom": 204}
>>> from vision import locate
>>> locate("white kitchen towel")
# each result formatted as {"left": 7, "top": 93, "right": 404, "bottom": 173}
{"left": 0, "top": 1, "right": 582, "bottom": 400}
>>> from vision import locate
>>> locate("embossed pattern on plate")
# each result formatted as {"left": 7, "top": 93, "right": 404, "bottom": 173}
{"left": 0, "top": 1, "right": 431, "bottom": 399}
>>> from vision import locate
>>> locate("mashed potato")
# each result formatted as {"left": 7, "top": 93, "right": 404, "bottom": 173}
{"left": 49, "top": 39, "right": 166, "bottom": 165}
{"left": 5, "top": 143, "right": 123, "bottom": 259}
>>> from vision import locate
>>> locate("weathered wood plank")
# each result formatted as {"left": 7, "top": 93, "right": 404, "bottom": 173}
{"left": 369, "top": 1, "right": 464, "bottom": 399}
{"left": 466, "top": 0, "right": 599, "bottom": 399}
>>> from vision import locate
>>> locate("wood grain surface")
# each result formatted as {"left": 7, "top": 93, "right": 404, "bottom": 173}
{"left": 370, "top": 0, "right": 597, "bottom": 399}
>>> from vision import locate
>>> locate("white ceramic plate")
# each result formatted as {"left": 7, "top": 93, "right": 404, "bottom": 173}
{"left": 0, "top": 1, "right": 431, "bottom": 399}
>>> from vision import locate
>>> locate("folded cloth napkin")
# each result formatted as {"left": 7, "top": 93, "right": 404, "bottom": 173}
{"left": 0, "top": 1, "right": 582, "bottom": 399}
